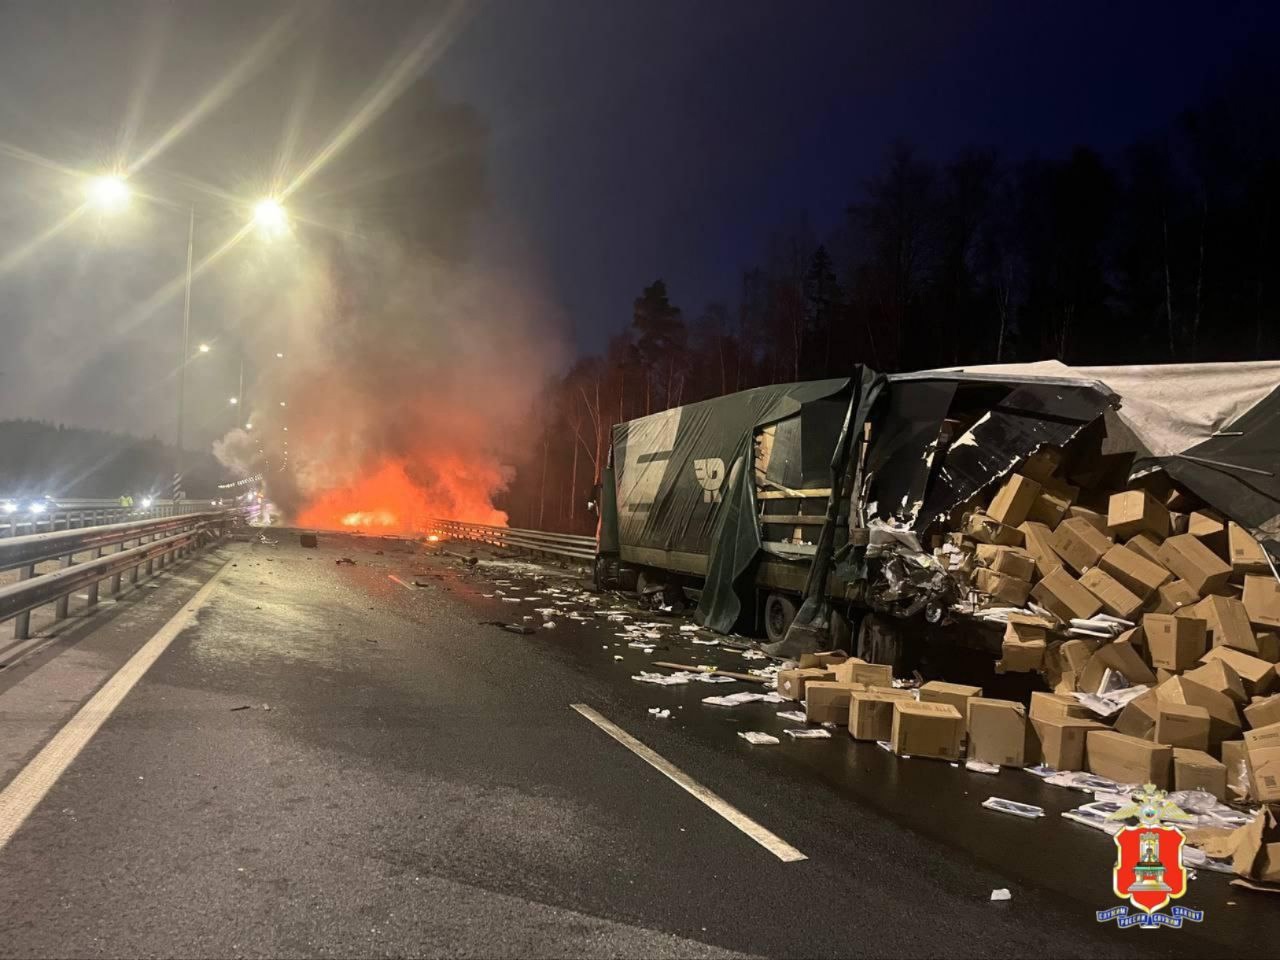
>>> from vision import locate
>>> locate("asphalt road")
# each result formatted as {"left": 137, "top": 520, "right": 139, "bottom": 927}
{"left": 0, "top": 530, "right": 1276, "bottom": 958}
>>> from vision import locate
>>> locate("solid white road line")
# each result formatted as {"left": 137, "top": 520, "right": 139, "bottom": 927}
{"left": 388, "top": 574, "right": 415, "bottom": 590}
{"left": 569, "top": 702, "right": 807, "bottom": 863}
{"left": 0, "top": 560, "right": 233, "bottom": 853}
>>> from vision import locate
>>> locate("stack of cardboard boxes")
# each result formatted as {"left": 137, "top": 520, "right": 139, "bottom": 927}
{"left": 929, "top": 446, "right": 1280, "bottom": 802}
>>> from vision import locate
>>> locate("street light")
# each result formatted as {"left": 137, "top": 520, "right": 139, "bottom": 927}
{"left": 229, "top": 396, "right": 238, "bottom": 405}
{"left": 86, "top": 175, "right": 130, "bottom": 212}
{"left": 198, "top": 342, "right": 211, "bottom": 353}
{"left": 275, "top": 352, "right": 284, "bottom": 359}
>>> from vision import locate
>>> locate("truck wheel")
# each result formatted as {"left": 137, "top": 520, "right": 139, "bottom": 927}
{"left": 856, "top": 614, "right": 906, "bottom": 673}
{"left": 764, "top": 592, "right": 798, "bottom": 644}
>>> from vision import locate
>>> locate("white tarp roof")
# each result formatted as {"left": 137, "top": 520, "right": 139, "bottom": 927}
{"left": 934, "top": 359, "right": 1280, "bottom": 457}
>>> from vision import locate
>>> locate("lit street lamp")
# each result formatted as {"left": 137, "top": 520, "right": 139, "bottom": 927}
{"left": 253, "top": 198, "right": 288, "bottom": 235}
{"left": 198, "top": 342, "right": 211, "bottom": 353}
{"left": 85, "top": 175, "right": 130, "bottom": 212}
{"left": 228, "top": 396, "right": 238, "bottom": 405}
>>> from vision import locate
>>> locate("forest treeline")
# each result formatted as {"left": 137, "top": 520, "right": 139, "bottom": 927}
{"left": 499, "top": 85, "right": 1280, "bottom": 532}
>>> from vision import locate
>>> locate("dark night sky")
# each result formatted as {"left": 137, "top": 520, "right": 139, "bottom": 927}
{"left": 0, "top": 0, "right": 1276, "bottom": 445}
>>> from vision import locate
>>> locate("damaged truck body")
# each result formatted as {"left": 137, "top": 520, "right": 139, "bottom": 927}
{"left": 593, "top": 360, "right": 1280, "bottom": 665}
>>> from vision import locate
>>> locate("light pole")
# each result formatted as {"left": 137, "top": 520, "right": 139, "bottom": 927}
{"left": 175, "top": 205, "right": 194, "bottom": 499}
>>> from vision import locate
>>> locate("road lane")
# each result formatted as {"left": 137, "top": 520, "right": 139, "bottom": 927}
{"left": 0, "top": 530, "right": 1271, "bottom": 958}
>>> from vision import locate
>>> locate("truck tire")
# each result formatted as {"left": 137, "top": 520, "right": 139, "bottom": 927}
{"left": 856, "top": 614, "right": 910, "bottom": 674}
{"left": 764, "top": 592, "right": 798, "bottom": 644}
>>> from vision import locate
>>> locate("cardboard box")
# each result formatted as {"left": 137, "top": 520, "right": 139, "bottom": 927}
{"left": 831, "top": 660, "right": 893, "bottom": 687}
{"left": 798, "top": 650, "right": 849, "bottom": 668}
{"left": 997, "top": 621, "right": 1046, "bottom": 673}
{"left": 1126, "top": 532, "right": 1166, "bottom": 565}
{"left": 776, "top": 667, "right": 836, "bottom": 701}
{"left": 974, "top": 567, "right": 1032, "bottom": 606}
{"left": 987, "top": 474, "right": 1042, "bottom": 528}
{"left": 1232, "top": 804, "right": 1280, "bottom": 882}
{"left": 1172, "top": 748, "right": 1227, "bottom": 800}
{"left": 1200, "top": 646, "right": 1277, "bottom": 698}
{"left": 848, "top": 689, "right": 914, "bottom": 740}
{"left": 975, "top": 544, "right": 1037, "bottom": 582}
{"left": 1153, "top": 579, "right": 1200, "bottom": 614}
{"left": 1032, "top": 717, "right": 1105, "bottom": 771}
{"left": 918, "top": 680, "right": 982, "bottom": 718}
{"left": 1243, "top": 575, "right": 1280, "bottom": 631}
{"left": 804, "top": 681, "right": 863, "bottom": 724}
{"left": 1156, "top": 676, "right": 1242, "bottom": 747}
{"left": 1029, "top": 691, "right": 1092, "bottom": 722}
{"left": 1017, "top": 521, "right": 1064, "bottom": 579}
{"left": 1114, "top": 690, "right": 1160, "bottom": 739}
{"left": 1156, "top": 534, "right": 1232, "bottom": 596}
{"left": 1244, "top": 722, "right": 1280, "bottom": 804}
{"left": 1229, "top": 523, "right": 1271, "bottom": 578}
{"left": 1170, "top": 511, "right": 1189, "bottom": 534}
{"left": 1031, "top": 567, "right": 1103, "bottom": 622}
{"left": 1188, "top": 510, "right": 1228, "bottom": 556}
{"left": 890, "top": 701, "right": 964, "bottom": 760}
{"left": 1097, "top": 544, "right": 1171, "bottom": 601}
{"left": 967, "top": 698, "right": 1037, "bottom": 767}
{"left": 1183, "top": 659, "right": 1247, "bottom": 705}
{"left": 1195, "top": 595, "right": 1259, "bottom": 653}
{"left": 1057, "top": 639, "right": 1096, "bottom": 676}
{"left": 1154, "top": 703, "right": 1211, "bottom": 750}
{"left": 1221, "top": 740, "right": 1252, "bottom": 801}
{"left": 1079, "top": 630, "right": 1157, "bottom": 692}
{"left": 1051, "top": 517, "right": 1114, "bottom": 575}
{"left": 1026, "top": 490, "right": 1071, "bottom": 528}
{"left": 1144, "top": 614, "right": 1208, "bottom": 671}
{"left": 1079, "top": 566, "right": 1143, "bottom": 620}
{"left": 1256, "top": 632, "right": 1280, "bottom": 663}
{"left": 963, "top": 512, "right": 1023, "bottom": 547}
{"left": 1108, "top": 490, "right": 1171, "bottom": 540}
{"left": 1087, "top": 730, "right": 1172, "bottom": 788}
{"left": 1020, "top": 447, "right": 1064, "bottom": 483}
{"left": 1067, "top": 505, "right": 1108, "bottom": 534}
{"left": 1245, "top": 693, "right": 1280, "bottom": 730}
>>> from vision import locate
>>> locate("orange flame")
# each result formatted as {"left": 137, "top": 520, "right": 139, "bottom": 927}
{"left": 296, "top": 458, "right": 507, "bottom": 534}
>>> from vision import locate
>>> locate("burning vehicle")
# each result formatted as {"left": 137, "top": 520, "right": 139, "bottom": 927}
{"left": 593, "top": 361, "right": 1280, "bottom": 667}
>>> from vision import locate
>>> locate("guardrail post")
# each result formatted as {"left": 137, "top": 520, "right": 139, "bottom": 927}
{"left": 12, "top": 564, "right": 35, "bottom": 639}
{"left": 86, "top": 547, "right": 103, "bottom": 610}
{"left": 146, "top": 535, "right": 156, "bottom": 576}
{"left": 54, "top": 552, "right": 74, "bottom": 620}
{"left": 130, "top": 537, "right": 141, "bottom": 585}
{"left": 111, "top": 541, "right": 124, "bottom": 595}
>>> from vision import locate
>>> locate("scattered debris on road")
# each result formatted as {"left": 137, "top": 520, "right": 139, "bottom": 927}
{"left": 335, "top": 557, "right": 356, "bottom": 565}
{"left": 299, "top": 533, "right": 317, "bottom": 548}
{"left": 738, "top": 731, "right": 780, "bottom": 745}
{"left": 982, "top": 797, "right": 1045, "bottom": 819}
{"left": 990, "top": 888, "right": 1012, "bottom": 902}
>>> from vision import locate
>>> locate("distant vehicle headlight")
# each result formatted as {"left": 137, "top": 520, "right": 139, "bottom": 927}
{"left": 28, "top": 502, "right": 47, "bottom": 514}
{"left": 141, "top": 497, "right": 153, "bottom": 508}
{"left": 1, "top": 502, "right": 17, "bottom": 514}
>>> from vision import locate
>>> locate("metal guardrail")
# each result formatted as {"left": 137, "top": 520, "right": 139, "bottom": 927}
{"left": 0, "top": 510, "right": 234, "bottom": 640}
{"left": 0, "top": 497, "right": 218, "bottom": 538}
{"left": 429, "top": 519, "right": 596, "bottom": 562}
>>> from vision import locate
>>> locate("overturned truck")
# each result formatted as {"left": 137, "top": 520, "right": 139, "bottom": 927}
{"left": 594, "top": 360, "right": 1280, "bottom": 668}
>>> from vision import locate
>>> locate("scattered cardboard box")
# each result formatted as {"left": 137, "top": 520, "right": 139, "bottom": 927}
{"left": 975, "top": 544, "right": 1037, "bottom": 582}
{"left": 1154, "top": 703, "right": 1210, "bottom": 750}
{"left": 1057, "top": 639, "right": 1096, "bottom": 676}
{"left": 967, "top": 698, "right": 1037, "bottom": 767}
{"left": 974, "top": 567, "right": 1032, "bottom": 606}
{"left": 799, "top": 650, "right": 850, "bottom": 668}
{"left": 1079, "top": 630, "right": 1157, "bottom": 692}
{"left": 1244, "top": 722, "right": 1280, "bottom": 804}
{"left": 1228, "top": 523, "right": 1271, "bottom": 579}
{"left": 1156, "top": 676, "right": 1242, "bottom": 747}
{"left": 918, "top": 681, "right": 983, "bottom": 718}
{"left": 1020, "top": 447, "right": 1064, "bottom": 483}
{"left": 987, "top": 474, "right": 1042, "bottom": 528}
{"left": 804, "top": 681, "right": 864, "bottom": 724}
{"left": 1153, "top": 579, "right": 1200, "bottom": 614}
{"left": 1245, "top": 693, "right": 1280, "bottom": 731}
{"left": 1026, "top": 490, "right": 1070, "bottom": 528}
{"left": 1172, "top": 748, "right": 1227, "bottom": 801}
{"left": 963, "top": 512, "right": 1023, "bottom": 547}
{"left": 1187, "top": 510, "right": 1228, "bottom": 557}
{"left": 1221, "top": 740, "right": 1252, "bottom": 801}
{"left": 848, "top": 689, "right": 915, "bottom": 741}
{"left": 1108, "top": 490, "right": 1171, "bottom": 540}
{"left": 1157, "top": 534, "right": 1232, "bottom": 596}
{"left": 890, "top": 701, "right": 964, "bottom": 760}
{"left": 1031, "top": 567, "right": 1103, "bottom": 622}
{"left": 1195, "top": 595, "right": 1260, "bottom": 653}
{"left": 1051, "top": 517, "right": 1114, "bottom": 575}
{"left": 1232, "top": 805, "right": 1280, "bottom": 883}
{"left": 1017, "top": 521, "right": 1064, "bottom": 579}
{"left": 1144, "top": 614, "right": 1208, "bottom": 671}
{"left": 1243, "top": 574, "right": 1280, "bottom": 631}
{"left": 1086, "top": 730, "right": 1172, "bottom": 789}
{"left": 1079, "top": 566, "right": 1143, "bottom": 620}
{"left": 997, "top": 620, "right": 1046, "bottom": 673}
{"left": 1030, "top": 691, "right": 1092, "bottom": 722}
{"left": 1097, "top": 544, "right": 1171, "bottom": 601}
{"left": 1113, "top": 689, "right": 1160, "bottom": 739}
{"left": 1183, "top": 659, "right": 1247, "bottom": 705}
{"left": 1200, "top": 646, "right": 1277, "bottom": 698}
{"left": 1032, "top": 717, "right": 1104, "bottom": 770}
{"left": 831, "top": 660, "right": 893, "bottom": 687}
{"left": 776, "top": 667, "right": 836, "bottom": 701}
{"left": 1126, "top": 532, "right": 1166, "bottom": 565}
